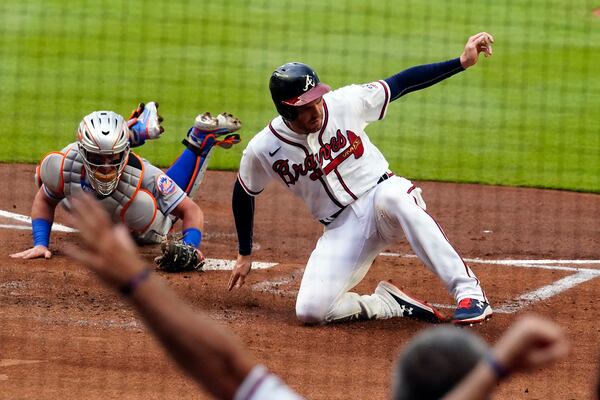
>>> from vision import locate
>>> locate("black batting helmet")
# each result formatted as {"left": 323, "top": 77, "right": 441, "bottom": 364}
{"left": 269, "top": 62, "right": 331, "bottom": 120}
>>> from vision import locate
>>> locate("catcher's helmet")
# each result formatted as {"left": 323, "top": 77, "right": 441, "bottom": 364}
{"left": 76, "top": 111, "right": 130, "bottom": 196}
{"left": 269, "top": 62, "right": 331, "bottom": 120}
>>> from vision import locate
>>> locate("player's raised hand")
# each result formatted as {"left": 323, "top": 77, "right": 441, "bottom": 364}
{"left": 460, "top": 32, "right": 494, "bottom": 69}
{"left": 127, "top": 101, "right": 165, "bottom": 147}
{"left": 227, "top": 254, "right": 253, "bottom": 290}
{"left": 492, "top": 314, "right": 569, "bottom": 373}
{"left": 10, "top": 245, "right": 52, "bottom": 260}
{"left": 64, "top": 193, "right": 147, "bottom": 288}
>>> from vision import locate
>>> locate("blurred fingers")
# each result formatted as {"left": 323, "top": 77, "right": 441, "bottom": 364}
{"left": 114, "top": 224, "right": 137, "bottom": 254}
{"left": 527, "top": 340, "right": 569, "bottom": 368}
{"left": 63, "top": 243, "right": 104, "bottom": 272}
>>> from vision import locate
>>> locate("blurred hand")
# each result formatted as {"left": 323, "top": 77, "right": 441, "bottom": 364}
{"left": 64, "top": 193, "right": 146, "bottom": 288}
{"left": 460, "top": 32, "right": 494, "bottom": 69}
{"left": 493, "top": 314, "right": 569, "bottom": 373}
{"left": 10, "top": 245, "right": 52, "bottom": 260}
{"left": 227, "top": 254, "right": 253, "bottom": 290}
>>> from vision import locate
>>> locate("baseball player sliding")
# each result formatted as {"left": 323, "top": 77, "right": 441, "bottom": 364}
{"left": 10, "top": 103, "right": 241, "bottom": 270}
{"left": 228, "top": 32, "right": 495, "bottom": 325}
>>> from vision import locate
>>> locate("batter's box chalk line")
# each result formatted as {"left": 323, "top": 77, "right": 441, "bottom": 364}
{"left": 1, "top": 209, "right": 277, "bottom": 271}
{"left": 0, "top": 210, "right": 75, "bottom": 232}
{"left": 381, "top": 252, "right": 600, "bottom": 314}
{"left": 248, "top": 254, "right": 600, "bottom": 313}
{"left": 3, "top": 208, "right": 598, "bottom": 314}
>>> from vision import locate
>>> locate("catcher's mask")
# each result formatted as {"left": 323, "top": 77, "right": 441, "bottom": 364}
{"left": 269, "top": 62, "right": 331, "bottom": 121}
{"left": 77, "top": 111, "right": 130, "bottom": 196}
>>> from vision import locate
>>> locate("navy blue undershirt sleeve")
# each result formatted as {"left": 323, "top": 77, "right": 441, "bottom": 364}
{"left": 232, "top": 178, "right": 255, "bottom": 256}
{"left": 384, "top": 57, "right": 464, "bottom": 101}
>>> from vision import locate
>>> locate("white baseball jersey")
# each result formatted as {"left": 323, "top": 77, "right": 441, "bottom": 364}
{"left": 237, "top": 77, "right": 486, "bottom": 324}
{"left": 238, "top": 81, "right": 391, "bottom": 220}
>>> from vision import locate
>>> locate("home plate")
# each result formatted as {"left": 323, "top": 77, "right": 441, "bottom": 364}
{"left": 203, "top": 258, "right": 278, "bottom": 271}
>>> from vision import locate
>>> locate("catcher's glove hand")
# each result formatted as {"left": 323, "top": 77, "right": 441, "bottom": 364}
{"left": 154, "top": 239, "right": 204, "bottom": 272}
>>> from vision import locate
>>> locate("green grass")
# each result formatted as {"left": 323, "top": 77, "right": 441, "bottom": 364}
{"left": 1, "top": 0, "right": 599, "bottom": 192}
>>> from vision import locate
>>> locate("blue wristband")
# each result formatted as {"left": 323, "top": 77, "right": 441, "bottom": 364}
{"left": 32, "top": 218, "right": 52, "bottom": 247}
{"left": 182, "top": 227, "right": 202, "bottom": 248}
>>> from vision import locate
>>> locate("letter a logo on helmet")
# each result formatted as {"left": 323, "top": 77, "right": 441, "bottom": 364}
{"left": 269, "top": 62, "right": 331, "bottom": 120}
{"left": 303, "top": 75, "right": 315, "bottom": 91}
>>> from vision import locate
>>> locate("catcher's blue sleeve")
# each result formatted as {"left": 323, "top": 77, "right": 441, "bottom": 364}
{"left": 384, "top": 58, "right": 464, "bottom": 101}
{"left": 232, "top": 178, "right": 254, "bottom": 256}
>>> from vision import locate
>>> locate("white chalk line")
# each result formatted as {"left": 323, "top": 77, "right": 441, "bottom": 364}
{"left": 0, "top": 359, "right": 45, "bottom": 367}
{"left": 494, "top": 271, "right": 598, "bottom": 313}
{"left": 0, "top": 224, "right": 32, "bottom": 231}
{"left": 1, "top": 209, "right": 277, "bottom": 271}
{"left": 250, "top": 269, "right": 303, "bottom": 297}
{"left": 0, "top": 210, "right": 76, "bottom": 232}
{"left": 203, "top": 258, "right": 277, "bottom": 271}
{"left": 384, "top": 253, "right": 600, "bottom": 313}
{"left": 381, "top": 252, "right": 600, "bottom": 267}
{"left": 252, "top": 253, "right": 600, "bottom": 314}
{"left": 2, "top": 208, "right": 598, "bottom": 315}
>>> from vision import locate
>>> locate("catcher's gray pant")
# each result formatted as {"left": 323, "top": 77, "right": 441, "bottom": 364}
{"left": 134, "top": 212, "right": 174, "bottom": 244}
{"left": 295, "top": 176, "right": 486, "bottom": 324}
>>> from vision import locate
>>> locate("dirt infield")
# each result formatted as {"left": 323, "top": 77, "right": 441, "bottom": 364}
{"left": 1, "top": 163, "right": 599, "bottom": 399}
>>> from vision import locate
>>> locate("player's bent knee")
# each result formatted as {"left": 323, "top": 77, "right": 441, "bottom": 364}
{"left": 295, "top": 301, "right": 329, "bottom": 325}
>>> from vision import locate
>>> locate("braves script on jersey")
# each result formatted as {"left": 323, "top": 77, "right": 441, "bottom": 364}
{"left": 238, "top": 81, "right": 391, "bottom": 219}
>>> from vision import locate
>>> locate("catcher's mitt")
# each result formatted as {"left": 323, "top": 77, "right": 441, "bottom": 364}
{"left": 154, "top": 239, "right": 204, "bottom": 272}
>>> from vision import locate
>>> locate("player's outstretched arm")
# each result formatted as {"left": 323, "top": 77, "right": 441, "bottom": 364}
{"left": 10, "top": 187, "right": 58, "bottom": 260}
{"left": 228, "top": 178, "right": 256, "bottom": 290}
{"left": 443, "top": 315, "right": 569, "bottom": 400}
{"left": 64, "top": 194, "right": 256, "bottom": 400}
{"left": 170, "top": 196, "right": 205, "bottom": 260}
{"left": 383, "top": 32, "right": 493, "bottom": 102}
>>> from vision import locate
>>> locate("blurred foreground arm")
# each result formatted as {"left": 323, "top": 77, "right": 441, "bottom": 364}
{"left": 65, "top": 194, "right": 255, "bottom": 399}
{"left": 443, "top": 315, "right": 569, "bottom": 400}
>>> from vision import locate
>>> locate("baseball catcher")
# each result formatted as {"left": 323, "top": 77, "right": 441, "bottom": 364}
{"left": 10, "top": 102, "right": 241, "bottom": 272}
